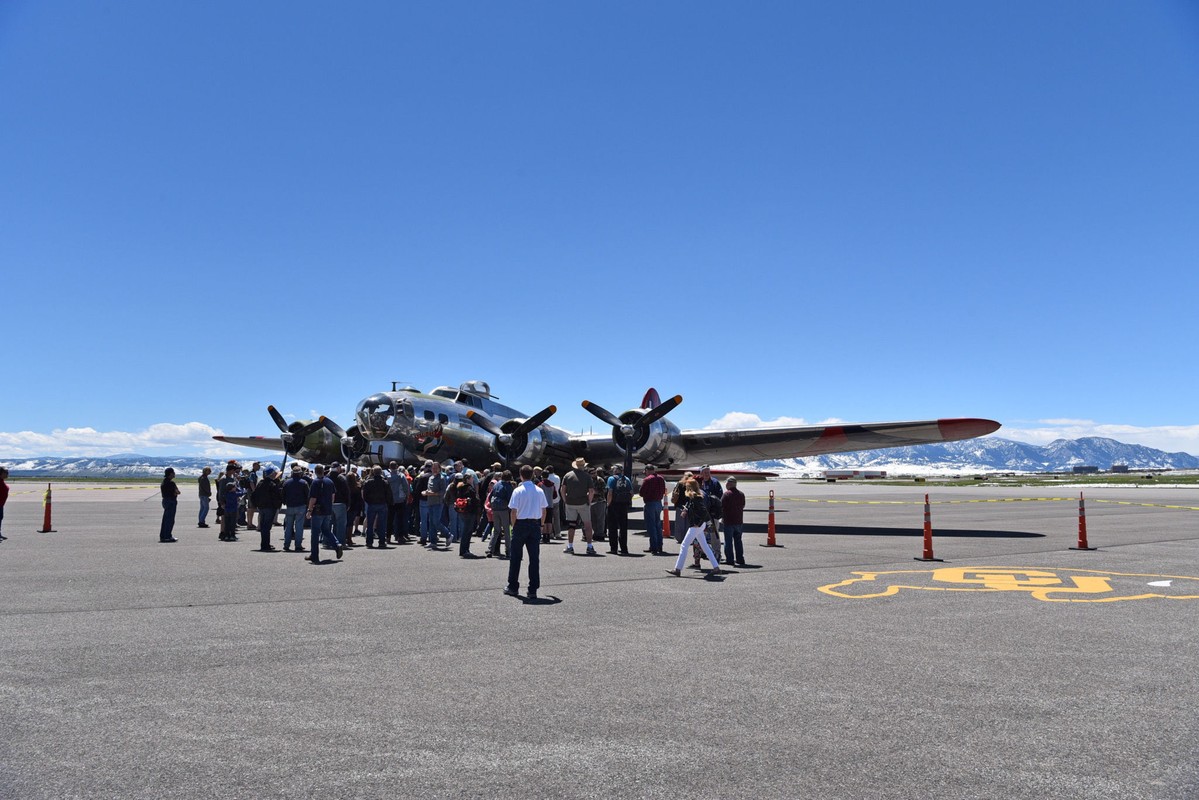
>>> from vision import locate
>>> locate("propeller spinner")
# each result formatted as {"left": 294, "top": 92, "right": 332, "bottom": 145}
{"left": 268, "top": 405, "right": 327, "bottom": 456}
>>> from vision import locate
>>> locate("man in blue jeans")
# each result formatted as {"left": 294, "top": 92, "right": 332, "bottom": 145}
{"left": 305, "top": 464, "right": 342, "bottom": 562}
{"left": 330, "top": 463, "right": 350, "bottom": 548}
{"left": 504, "top": 464, "right": 548, "bottom": 601}
{"left": 281, "top": 464, "right": 309, "bottom": 551}
{"left": 197, "top": 466, "right": 212, "bottom": 529}
{"left": 638, "top": 464, "right": 667, "bottom": 555}
{"left": 421, "top": 461, "right": 451, "bottom": 548}
{"left": 720, "top": 477, "right": 746, "bottom": 567}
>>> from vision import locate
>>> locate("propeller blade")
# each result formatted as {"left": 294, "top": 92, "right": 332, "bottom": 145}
{"left": 267, "top": 405, "right": 288, "bottom": 433}
{"left": 319, "top": 416, "right": 347, "bottom": 439}
{"left": 515, "top": 405, "right": 557, "bottom": 435}
{"left": 295, "top": 419, "right": 325, "bottom": 438}
{"left": 637, "top": 394, "right": 682, "bottom": 427}
{"left": 581, "top": 400, "right": 622, "bottom": 428}
{"left": 465, "top": 410, "right": 504, "bottom": 437}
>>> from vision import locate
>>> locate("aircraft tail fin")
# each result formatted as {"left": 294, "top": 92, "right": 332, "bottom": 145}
{"left": 641, "top": 388, "right": 661, "bottom": 409}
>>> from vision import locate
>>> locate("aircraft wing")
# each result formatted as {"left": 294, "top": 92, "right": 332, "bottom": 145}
{"left": 211, "top": 435, "right": 286, "bottom": 454}
{"left": 674, "top": 418, "right": 1000, "bottom": 465}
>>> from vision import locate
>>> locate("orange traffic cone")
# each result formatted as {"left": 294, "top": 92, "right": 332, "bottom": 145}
{"left": 38, "top": 483, "right": 56, "bottom": 532}
{"left": 914, "top": 493, "right": 942, "bottom": 562}
{"left": 760, "top": 489, "right": 783, "bottom": 548}
{"left": 1070, "top": 492, "right": 1097, "bottom": 551}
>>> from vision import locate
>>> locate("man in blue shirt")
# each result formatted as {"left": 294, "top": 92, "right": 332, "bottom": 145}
{"left": 281, "top": 464, "right": 310, "bottom": 551}
{"left": 305, "top": 464, "right": 342, "bottom": 562}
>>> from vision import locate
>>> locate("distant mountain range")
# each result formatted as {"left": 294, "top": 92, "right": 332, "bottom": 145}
{"left": 2, "top": 437, "right": 1197, "bottom": 477}
{"left": 728, "top": 436, "right": 1199, "bottom": 476}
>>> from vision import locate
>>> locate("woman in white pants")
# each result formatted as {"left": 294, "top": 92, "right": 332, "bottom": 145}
{"left": 666, "top": 480, "right": 721, "bottom": 578}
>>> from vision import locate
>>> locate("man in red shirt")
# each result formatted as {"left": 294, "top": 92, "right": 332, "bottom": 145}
{"left": 638, "top": 465, "right": 668, "bottom": 555}
{"left": 720, "top": 477, "right": 747, "bottom": 567}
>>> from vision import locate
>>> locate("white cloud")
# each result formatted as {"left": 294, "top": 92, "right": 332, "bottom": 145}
{"left": 704, "top": 412, "right": 831, "bottom": 430}
{"left": 995, "top": 420, "right": 1199, "bottom": 455}
{"left": 0, "top": 422, "right": 265, "bottom": 459}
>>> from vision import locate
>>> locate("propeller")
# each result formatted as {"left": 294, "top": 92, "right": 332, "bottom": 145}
{"left": 581, "top": 394, "right": 682, "bottom": 477}
{"left": 267, "top": 405, "right": 327, "bottom": 471}
{"left": 310, "top": 416, "right": 367, "bottom": 464}
{"left": 465, "top": 405, "right": 557, "bottom": 465}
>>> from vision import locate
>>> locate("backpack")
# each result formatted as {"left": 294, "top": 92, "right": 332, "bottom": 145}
{"left": 685, "top": 495, "right": 710, "bottom": 525}
{"left": 611, "top": 475, "right": 633, "bottom": 505}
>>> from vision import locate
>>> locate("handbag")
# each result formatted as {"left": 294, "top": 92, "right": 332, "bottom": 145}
{"left": 672, "top": 510, "right": 687, "bottom": 543}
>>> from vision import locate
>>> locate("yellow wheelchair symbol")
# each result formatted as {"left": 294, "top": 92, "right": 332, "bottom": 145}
{"left": 818, "top": 567, "right": 1199, "bottom": 603}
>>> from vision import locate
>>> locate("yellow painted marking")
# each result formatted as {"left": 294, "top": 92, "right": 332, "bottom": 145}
{"left": 818, "top": 566, "right": 1199, "bottom": 603}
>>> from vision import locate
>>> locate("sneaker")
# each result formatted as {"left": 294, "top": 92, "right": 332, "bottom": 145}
{"left": 586, "top": 546, "right": 596, "bottom": 555}
{"left": 564, "top": 545, "right": 574, "bottom": 553}
{"left": 335, "top": 544, "right": 343, "bottom": 560}
{"left": 502, "top": 586, "right": 519, "bottom": 598}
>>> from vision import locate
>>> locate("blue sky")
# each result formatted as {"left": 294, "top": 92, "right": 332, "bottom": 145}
{"left": 2, "top": 1, "right": 1198, "bottom": 459}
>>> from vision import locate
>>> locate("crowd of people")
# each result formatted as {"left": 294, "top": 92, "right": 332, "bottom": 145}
{"left": 159, "top": 457, "right": 749, "bottom": 596}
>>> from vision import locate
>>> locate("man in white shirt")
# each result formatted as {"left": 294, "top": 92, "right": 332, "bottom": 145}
{"left": 504, "top": 464, "right": 548, "bottom": 600}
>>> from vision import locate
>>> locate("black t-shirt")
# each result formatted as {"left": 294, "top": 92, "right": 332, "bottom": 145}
{"left": 331, "top": 473, "right": 350, "bottom": 504}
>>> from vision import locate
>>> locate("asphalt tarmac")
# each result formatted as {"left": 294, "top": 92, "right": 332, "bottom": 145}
{"left": 2, "top": 479, "right": 1198, "bottom": 799}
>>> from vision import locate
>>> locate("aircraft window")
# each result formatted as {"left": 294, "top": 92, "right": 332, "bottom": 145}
{"left": 399, "top": 399, "right": 414, "bottom": 419}
{"left": 424, "top": 410, "right": 435, "bottom": 421}
{"left": 438, "top": 414, "right": 449, "bottom": 424}
{"left": 356, "top": 393, "right": 395, "bottom": 437}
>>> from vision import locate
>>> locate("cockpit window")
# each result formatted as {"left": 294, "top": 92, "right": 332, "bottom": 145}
{"left": 453, "top": 393, "right": 483, "bottom": 409}
{"left": 356, "top": 393, "right": 395, "bottom": 437}
{"left": 424, "top": 410, "right": 435, "bottom": 421}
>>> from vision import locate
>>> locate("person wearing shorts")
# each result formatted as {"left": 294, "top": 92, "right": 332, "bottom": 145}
{"left": 560, "top": 457, "right": 595, "bottom": 555}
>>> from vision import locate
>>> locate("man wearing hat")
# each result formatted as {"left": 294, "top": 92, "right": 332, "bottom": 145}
{"left": 560, "top": 457, "right": 596, "bottom": 555}
{"left": 252, "top": 466, "right": 284, "bottom": 552}
{"left": 281, "top": 464, "right": 310, "bottom": 551}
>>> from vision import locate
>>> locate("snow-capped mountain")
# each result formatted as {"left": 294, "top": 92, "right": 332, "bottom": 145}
{"left": 1, "top": 455, "right": 236, "bottom": 478}
{"left": 731, "top": 437, "right": 1199, "bottom": 476}
{"left": 2, "top": 437, "right": 1197, "bottom": 477}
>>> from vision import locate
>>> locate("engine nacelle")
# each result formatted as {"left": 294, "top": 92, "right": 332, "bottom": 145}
{"left": 496, "top": 419, "right": 546, "bottom": 465}
{"left": 612, "top": 410, "right": 687, "bottom": 467}
{"left": 293, "top": 424, "right": 344, "bottom": 465}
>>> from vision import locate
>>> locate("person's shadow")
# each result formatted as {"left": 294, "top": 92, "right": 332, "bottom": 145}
{"left": 524, "top": 595, "right": 562, "bottom": 605}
